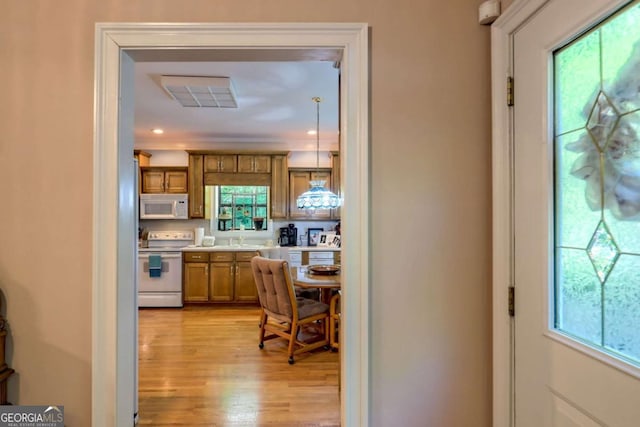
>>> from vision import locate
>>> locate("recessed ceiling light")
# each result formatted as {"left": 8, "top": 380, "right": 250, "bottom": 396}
{"left": 307, "top": 130, "right": 317, "bottom": 135}
{"left": 151, "top": 128, "right": 164, "bottom": 134}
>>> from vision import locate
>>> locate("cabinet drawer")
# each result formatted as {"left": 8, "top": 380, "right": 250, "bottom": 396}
{"left": 184, "top": 252, "right": 209, "bottom": 262}
{"left": 235, "top": 252, "right": 257, "bottom": 262}
{"left": 210, "top": 252, "right": 234, "bottom": 262}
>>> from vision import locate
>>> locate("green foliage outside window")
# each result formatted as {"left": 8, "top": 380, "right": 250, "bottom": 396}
{"left": 218, "top": 186, "right": 268, "bottom": 230}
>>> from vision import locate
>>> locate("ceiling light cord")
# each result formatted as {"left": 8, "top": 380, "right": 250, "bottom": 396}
{"left": 313, "top": 96, "right": 321, "bottom": 173}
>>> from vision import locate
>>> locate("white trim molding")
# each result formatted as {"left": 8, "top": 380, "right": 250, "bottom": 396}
{"left": 491, "top": 2, "right": 551, "bottom": 426}
{"left": 93, "top": 23, "right": 370, "bottom": 426}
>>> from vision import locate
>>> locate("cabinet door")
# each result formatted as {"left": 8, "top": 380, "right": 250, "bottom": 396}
{"left": 183, "top": 262, "right": 209, "bottom": 302}
{"left": 289, "top": 170, "right": 332, "bottom": 219}
{"left": 234, "top": 261, "right": 258, "bottom": 302}
{"left": 205, "top": 155, "right": 237, "bottom": 173}
{"left": 237, "top": 155, "right": 272, "bottom": 173}
{"left": 237, "top": 155, "right": 255, "bottom": 173}
{"left": 270, "top": 155, "right": 288, "bottom": 219}
{"left": 164, "top": 170, "right": 188, "bottom": 193}
{"left": 141, "top": 170, "right": 165, "bottom": 193}
{"left": 210, "top": 262, "right": 234, "bottom": 301}
{"left": 188, "top": 155, "right": 204, "bottom": 218}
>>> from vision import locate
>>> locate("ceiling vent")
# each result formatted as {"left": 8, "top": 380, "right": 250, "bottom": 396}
{"left": 160, "top": 75, "right": 238, "bottom": 108}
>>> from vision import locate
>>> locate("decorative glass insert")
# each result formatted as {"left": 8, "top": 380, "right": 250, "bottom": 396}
{"left": 217, "top": 186, "right": 268, "bottom": 230}
{"left": 554, "top": 0, "right": 640, "bottom": 364}
{"left": 586, "top": 220, "right": 620, "bottom": 283}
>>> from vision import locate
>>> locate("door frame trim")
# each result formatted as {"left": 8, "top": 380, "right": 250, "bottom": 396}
{"left": 492, "top": 4, "right": 550, "bottom": 425}
{"left": 93, "top": 22, "right": 370, "bottom": 426}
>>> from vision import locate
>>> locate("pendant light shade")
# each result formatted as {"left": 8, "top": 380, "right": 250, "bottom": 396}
{"left": 296, "top": 97, "right": 342, "bottom": 210}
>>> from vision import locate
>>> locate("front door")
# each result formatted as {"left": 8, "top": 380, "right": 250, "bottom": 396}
{"left": 513, "top": 0, "right": 640, "bottom": 425}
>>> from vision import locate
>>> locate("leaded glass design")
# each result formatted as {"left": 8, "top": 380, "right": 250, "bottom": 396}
{"left": 554, "top": 0, "right": 640, "bottom": 364}
{"left": 586, "top": 220, "right": 620, "bottom": 283}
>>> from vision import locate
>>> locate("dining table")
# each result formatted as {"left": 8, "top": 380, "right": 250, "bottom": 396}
{"left": 290, "top": 265, "right": 341, "bottom": 305}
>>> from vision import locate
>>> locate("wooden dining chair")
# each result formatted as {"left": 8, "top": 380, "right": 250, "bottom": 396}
{"left": 329, "top": 291, "right": 341, "bottom": 351}
{"left": 250, "top": 256, "right": 330, "bottom": 364}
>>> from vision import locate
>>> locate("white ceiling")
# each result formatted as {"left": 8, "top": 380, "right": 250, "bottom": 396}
{"left": 133, "top": 52, "right": 341, "bottom": 153}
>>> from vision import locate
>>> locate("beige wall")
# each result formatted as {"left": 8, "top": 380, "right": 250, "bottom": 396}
{"left": 0, "top": 1, "right": 492, "bottom": 425}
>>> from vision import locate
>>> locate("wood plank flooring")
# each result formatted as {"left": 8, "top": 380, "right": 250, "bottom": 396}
{"left": 138, "top": 305, "right": 340, "bottom": 426}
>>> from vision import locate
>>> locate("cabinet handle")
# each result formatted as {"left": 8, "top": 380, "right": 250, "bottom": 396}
{"left": 230, "top": 265, "right": 234, "bottom": 275}
{"left": 236, "top": 265, "right": 239, "bottom": 275}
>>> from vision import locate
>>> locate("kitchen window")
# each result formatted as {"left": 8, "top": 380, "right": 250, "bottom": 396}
{"left": 216, "top": 185, "right": 269, "bottom": 230}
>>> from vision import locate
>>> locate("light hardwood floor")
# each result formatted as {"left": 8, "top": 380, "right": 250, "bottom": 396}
{"left": 138, "top": 306, "right": 340, "bottom": 426}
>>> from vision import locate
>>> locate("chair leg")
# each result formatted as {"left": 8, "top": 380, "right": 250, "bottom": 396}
{"left": 287, "top": 320, "right": 299, "bottom": 364}
{"left": 258, "top": 312, "right": 267, "bottom": 349}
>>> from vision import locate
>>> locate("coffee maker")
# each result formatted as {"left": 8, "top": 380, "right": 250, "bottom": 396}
{"left": 278, "top": 224, "right": 298, "bottom": 246}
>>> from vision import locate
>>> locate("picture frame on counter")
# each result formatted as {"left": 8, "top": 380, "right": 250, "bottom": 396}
{"left": 318, "top": 232, "right": 340, "bottom": 248}
{"left": 308, "top": 228, "right": 324, "bottom": 246}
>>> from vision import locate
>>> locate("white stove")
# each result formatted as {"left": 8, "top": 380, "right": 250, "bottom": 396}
{"left": 138, "top": 230, "right": 193, "bottom": 307}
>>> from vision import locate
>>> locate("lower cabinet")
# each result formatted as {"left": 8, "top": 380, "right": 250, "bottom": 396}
{"left": 183, "top": 253, "right": 209, "bottom": 302}
{"left": 183, "top": 251, "right": 258, "bottom": 303}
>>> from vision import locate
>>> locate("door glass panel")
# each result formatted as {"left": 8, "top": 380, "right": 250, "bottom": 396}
{"left": 554, "top": 1, "right": 640, "bottom": 364}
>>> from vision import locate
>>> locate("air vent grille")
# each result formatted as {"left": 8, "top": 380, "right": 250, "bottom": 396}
{"left": 160, "top": 75, "right": 238, "bottom": 108}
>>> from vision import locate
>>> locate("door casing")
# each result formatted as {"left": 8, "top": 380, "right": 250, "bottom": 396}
{"left": 92, "top": 23, "right": 370, "bottom": 426}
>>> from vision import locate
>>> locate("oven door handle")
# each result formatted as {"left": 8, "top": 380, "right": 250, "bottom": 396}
{"left": 138, "top": 253, "right": 182, "bottom": 259}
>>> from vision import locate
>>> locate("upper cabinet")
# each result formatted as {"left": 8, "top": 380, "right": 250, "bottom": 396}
{"left": 270, "top": 155, "right": 288, "bottom": 219}
{"left": 238, "top": 155, "right": 271, "bottom": 173}
{"left": 188, "top": 154, "right": 204, "bottom": 218}
{"left": 141, "top": 167, "right": 188, "bottom": 194}
{"left": 204, "top": 155, "right": 237, "bottom": 173}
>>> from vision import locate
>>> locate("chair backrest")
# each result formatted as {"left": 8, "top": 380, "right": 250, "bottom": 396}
{"left": 251, "top": 256, "right": 297, "bottom": 321}
{"left": 257, "top": 247, "right": 291, "bottom": 263}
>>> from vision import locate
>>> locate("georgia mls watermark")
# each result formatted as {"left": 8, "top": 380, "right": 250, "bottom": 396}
{"left": 0, "top": 406, "right": 64, "bottom": 427}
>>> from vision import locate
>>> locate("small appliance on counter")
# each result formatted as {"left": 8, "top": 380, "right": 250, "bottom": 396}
{"left": 278, "top": 223, "right": 298, "bottom": 247}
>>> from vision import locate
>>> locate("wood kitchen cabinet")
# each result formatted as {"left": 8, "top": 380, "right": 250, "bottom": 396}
{"left": 183, "top": 251, "right": 258, "bottom": 304}
{"left": 183, "top": 252, "right": 209, "bottom": 302}
{"left": 238, "top": 155, "right": 271, "bottom": 173}
{"left": 289, "top": 169, "right": 332, "bottom": 219}
{"left": 188, "top": 154, "right": 204, "bottom": 218}
{"left": 209, "top": 252, "right": 235, "bottom": 302}
{"left": 141, "top": 167, "right": 188, "bottom": 194}
{"left": 234, "top": 252, "right": 259, "bottom": 302}
{"left": 270, "top": 154, "right": 288, "bottom": 219}
{"left": 205, "top": 154, "right": 237, "bottom": 173}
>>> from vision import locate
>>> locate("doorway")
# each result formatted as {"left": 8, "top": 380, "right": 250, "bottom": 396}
{"left": 92, "top": 23, "right": 369, "bottom": 426}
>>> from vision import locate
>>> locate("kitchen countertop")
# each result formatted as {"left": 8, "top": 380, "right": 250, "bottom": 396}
{"left": 180, "top": 245, "right": 340, "bottom": 252}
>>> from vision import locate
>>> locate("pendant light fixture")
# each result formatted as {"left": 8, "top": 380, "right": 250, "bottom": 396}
{"left": 296, "top": 97, "right": 342, "bottom": 210}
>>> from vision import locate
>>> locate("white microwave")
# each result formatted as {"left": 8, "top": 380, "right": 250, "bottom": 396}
{"left": 139, "top": 194, "right": 188, "bottom": 219}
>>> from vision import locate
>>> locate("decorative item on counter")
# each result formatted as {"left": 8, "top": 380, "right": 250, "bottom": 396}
{"left": 202, "top": 236, "right": 215, "bottom": 247}
{"left": 219, "top": 208, "right": 232, "bottom": 220}
{"left": 218, "top": 208, "right": 232, "bottom": 231}
{"left": 253, "top": 217, "right": 265, "bottom": 230}
{"left": 308, "top": 228, "right": 323, "bottom": 246}
{"left": 318, "top": 232, "right": 340, "bottom": 248}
